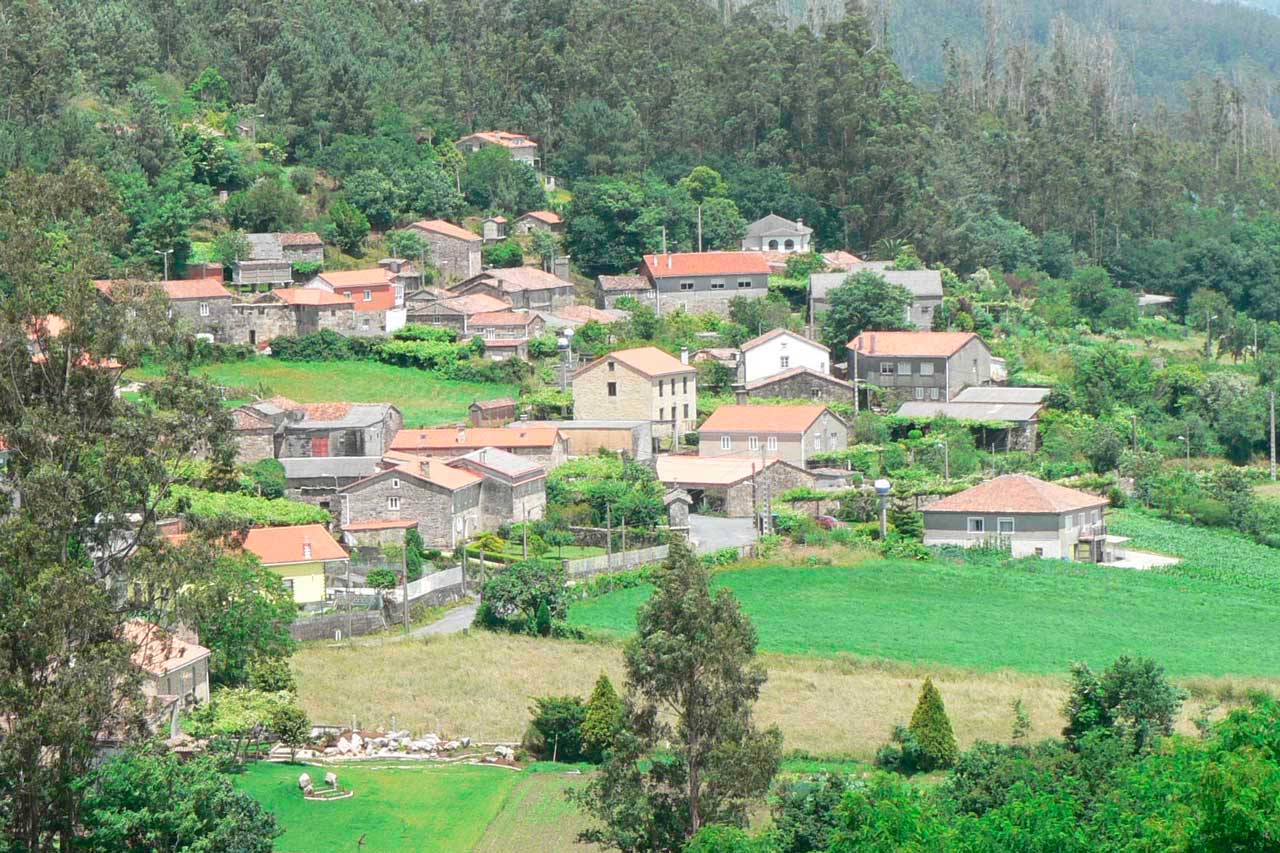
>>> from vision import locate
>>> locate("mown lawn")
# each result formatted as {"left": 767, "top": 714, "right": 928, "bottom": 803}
{"left": 234, "top": 761, "right": 521, "bottom": 853}
{"left": 128, "top": 360, "right": 515, "bottom": 426}
{"left": 568, "top": 557, "right": 1280, "bottom": 677}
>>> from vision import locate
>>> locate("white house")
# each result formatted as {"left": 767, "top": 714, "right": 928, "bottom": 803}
{"left": 739, "top": 328, "right": 829, "bottom": 384}
{"left": 741, "top": 214, "right": 812, "bottom": 253}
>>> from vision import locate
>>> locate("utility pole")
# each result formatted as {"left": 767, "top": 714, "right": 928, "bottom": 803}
{"left": 606, "top": 504, "right": 612, "bottom": 571}
{"left": 1131, "top": 414, "right": 1138, "bottom": 453}
{"left": 697, "top": 204, "right": 703, "bottom": 253}
{"left": 1271, "top": 390, "right": 1276, "bottom": 482}
{"left": 942, "top": 436, "right": 950, "bottom": 482}
{"left": 154, "top": 248, "right": 172, "bottom": 282}
{"left": 401, "top": 545, "right": 409, "bottom": 635}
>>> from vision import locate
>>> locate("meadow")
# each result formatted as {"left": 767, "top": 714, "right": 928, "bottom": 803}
{"left": 128, "top": 360, "right": 515, "bottom": 426}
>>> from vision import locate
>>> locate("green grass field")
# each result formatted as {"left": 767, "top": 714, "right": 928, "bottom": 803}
{"left": 568, "top": 556, "right": 1280, "bottom": 677}
{"left": 128, "top": 360, "right": 516, "bottom": 427}
{"left": 1109, "top": 509, "right": 1280, "bottom": 593}
{"left": 235, "top": 761, "right": 524, "bottom": 852}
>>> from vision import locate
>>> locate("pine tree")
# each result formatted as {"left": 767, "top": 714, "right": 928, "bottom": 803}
{"left": 908, "top": 677, "right": 958, "bottom": 771}
{"left": 888, "top": 490, "right": 924, "bottom": 540}
{"left": 534, "top": 600, "right": 552, "bottom": 637}
{"left": 581, "top": 673, "right": 624, "bottom": 763}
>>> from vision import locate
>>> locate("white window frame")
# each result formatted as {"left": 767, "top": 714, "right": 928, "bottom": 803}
{"left": 897, "top": 362, "right": 912, "bottom": 375}
{"left": 198, "top": 301, "right": 210, "bottom": 317}
{"left": 967, "top": 517, "right": 985, "bottom": 533}
{"left": 749, "top": 436, "right": 760, "bottom": 451}
{"left": 363, "top": 289, "right": 373, "bottom": 302}
{"left": 720, "top": 435, "right": 731, "bottom": 450}
{"left": 919, "top": 362, "right": 935, "bottom": 376}
{"left": 710, "top": 279, "right": 725, "bottom": 290}
{"left": 392, "top": 478, "right": 400, "bottom": 489}
{"left": 997, "top": 517, "right": 1015, "bottom": 535}
{"left": 767, "top": 436, "right": 778, "bottom": 451}
{"left": 929, "top": 387, "right": 940, "bottom": 401}
{"left": 914, "top": 387, "right": 925, "bottom": 400}
{"left": 387, "top": 495, "right": 401, "bottom": 511}
{"left": 879, "top": 362, "right": 895, "bottom": 375}
{"left": 780, "top": 356, "right": 790, "bottom": 369}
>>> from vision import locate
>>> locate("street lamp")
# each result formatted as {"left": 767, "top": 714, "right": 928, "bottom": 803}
{"left": 154, "top": 248, "right": 173, "bottom": 282}
{"left": 874, "top": 478, "right": 892, "bottom": 540}
{"left": 1177, "top": 434, "right": 1190, "bottom": 469}
{"left": 557, "top": 327, "right": 575, "bottom": 392}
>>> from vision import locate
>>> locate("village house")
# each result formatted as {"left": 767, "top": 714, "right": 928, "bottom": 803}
{"left": 469, "top": 398, "right": 518, "bottom": 427}
{"left": 639, "top": 252, "right": 771, "bottom": 315}
{"left": 455, "top": 131, "right": 554, "bottom": 189}
{"left": 515, "top": 419, "right": 654, "bottom": 461}
{"left": 447, "top": 447, "right": 548, "bottom": 531}
{"left": 896, "top": 386, "right": 1051, "bottom": 451}
{"left": 849, "top": 331, "right": 992, "bottom": 403}
{"left": 738, "top": 368, "right": 854, "bottom": 404}
{"left": 95, "top": 277, "right": 236, "bottom": 339}
{"left": 232, "top": 232, "right": 325, "bottom": 290}
{"left": 226, "top": 287, "right": 382, "bottom": 349}
{"left": 482, "top": 216, "right": 508, "bottom": 243}
{"left": 513, "top": 210, "right": 564, "bottom": 235}
{"left": 739, "top": 328, "right": 829, "bottom": 383}
{"left": 474, "top": 309, "right": 545, "bottom": 360}
{"left": 655, "top": 455, "right": 815, "bottom": 518}
{"left": 595, "top": 274, "right": 652, "bottom": 309}
{"left": 338, "top": 457, "right": 482, "bottom": 549}
{"left": 306, "top": 266, "right": 409, "bottom": 334}
{"left": 407, "top": 219, "right": 483, "bottom": 281}
{"left": 405, "top": 292, "right": 513, "bottom": 334}
{"left": 242, "top": 524, "right": 349, "bottom": 605}
{"left": 922, "top": 474, "right": 1118, "bottom": 561}
{"left": 279, "top": 457, "right": 382, "bottom": 507}
{"left": 698, "top": 404, "right": 848, "bottom": 466}
{"left": 741, "top": 214, "right": 812, "bottom": 253}
{"left": 122, "top": 618, "right": 211, "bottom": 717}
{"left": 572, "top": 346, "right": 698, "bottom": 439}
{"left": 389, "top": 426, "right": 569, "bottom": 470}
{"left": 231, "top": 397, "right": 403, "bottom": 459}
{"left": 810, "top": 263, "right": 944, "bottom": 331}
{"left": 692, "top": 348, "right": 741, "bottom": 371}
{"left": 452, "top": 267, "right": 576, "bottom": 311}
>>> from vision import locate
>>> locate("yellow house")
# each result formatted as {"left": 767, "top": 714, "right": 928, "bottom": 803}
{"left": 242, "top": 524, "right": 347, "bottom": 605}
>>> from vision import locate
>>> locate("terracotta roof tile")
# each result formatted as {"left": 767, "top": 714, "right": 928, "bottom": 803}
{"left": 242, "top": 524, "right": 347, "bottom": 565}
{"left": 849, "top": 331, "right": 980, "bottom": 358}
{"left": 121, "top": 618, "right": 211, "bottom": 677}
{"left": 341, "top": 519, "right": 418, "bottom": 531}
{"left": 573, "top": 346, "right": 693, "bottom": 380}
{"left": 269, "top": 288, "right": 354, "bottom": 307}
{"left": 468, "top": 267, "right": 570, "bottom": 293}
{"left": 278, "top": 231, "right": 323, "bottom": 246}
{"left": 471, "top": 310, "right": 538, "bottom": 326}
{"left": 925, "top": 475, "right": 1108, "bottom": 514}
{"left": 520, "top": 210, "right": 562, "bottom": 225}
{"left": 316, "top": 268, "right": 394, "bottom": 288}
{"left": 642, "top": 252, "right": 771, "bottom": 278}
{"left": 699, "top": 404, "right": 830, "bottom": 433}
{"left": 435, "top": 294, "right": 513, "bottom": 315}
{"left": 164, "top": 277, "right": 233, "bottom": 300}
{"left": 745, "top": 367, "right": 851, "bottom": 392}
{"left": 411, "top": 219, "right": 481, "bottom": 243}
{"left": 554, "top": 305, "right": 624, "bottom": 324}
{"left": 655, "top": 455, "right": 799, "bottom": 487}
{"left": 390, "top": 427, "right": 562, "bottom": 452}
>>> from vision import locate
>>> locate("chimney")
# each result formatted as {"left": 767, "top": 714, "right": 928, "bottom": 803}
{"left": 680, "top": 346, "right": 689, "bottom": 365}
{"left": 796, "top": 218, "right": 804, "bottom": 229}
{"left": 733, "top": 383, "right": 748, "bottom": 404}
{"left": 302, "top": 537, "right": 312, "bottom": 560}
{"left": 870, "top": 333, "right": 877, "bottom": 355}
{"left": 457, "top": 429, "right": 466, "bottom": 443}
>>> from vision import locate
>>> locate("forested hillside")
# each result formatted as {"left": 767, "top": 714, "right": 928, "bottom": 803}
{"left": 3, "top": 0, "right": 1280, "bottom": 318}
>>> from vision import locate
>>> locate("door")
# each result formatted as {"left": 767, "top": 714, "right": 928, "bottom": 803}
{"left": 311, "top": 435, "right": 329, "bottom": 456}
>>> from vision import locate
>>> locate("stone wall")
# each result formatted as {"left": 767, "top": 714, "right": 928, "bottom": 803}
{"left": 722, "top": 463, "right": 816, "bottom": 517}
{"left": 745, "top": 371, "right": 854, "bottom": 404}
{"left": 653, "top": 288, "right": 765, "bottom": 317}
{"left": 235, "top": 429, "right": 275, "bottom": 464}
{"left": 289, "top": 610, "right": 386, "bottom": 642}
{"left": 170, "top": 297, "right": 235, "bottom": 339}
{"left": 226, "top": 303, "right": 299, "bottom": 346}
{"left": 282, "top": 424, "right": 388, "bottom": 458}
{"left": 342, "top": 475, "right": 482, "bottom": 548}
{"left": 418, "top": 232, "right": 481, "bottom": 282}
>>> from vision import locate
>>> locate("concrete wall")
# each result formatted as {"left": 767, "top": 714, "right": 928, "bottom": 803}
{"left": 564, "top": 544, "right": 669, "bottom": 577}
{"left": 289, "top": 610, "right": 386, "bottom": 642}
{"left": 742, "top": 335, "right": 828, "bottom": 383}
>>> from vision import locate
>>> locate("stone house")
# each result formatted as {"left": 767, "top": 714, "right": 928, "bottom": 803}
{"left": 923, "top": 474, "right": 1114, "bottom": 561}
{"left": 739, "top": 367, "right": 854, "bottom": 404}
{"left": 810, "top": 263, "right": 944, "bottom": 331}
{"left": 482, "top": 216, "right": 508, "bottom": 242}
{"left": 895, "top": 386, "right": 1050, "bottom": 452}
{"left": 225, "top": 288, "right": 391, "bottom": 349}
{"left": 338, "top": 458, "right": 482, "bottom": 549}
{"left": 849, "top": 331, "right": 992, "bottom": 403}
{"left": 472, "top": 309, "right": 545, "bottom": 359}
{"left": 513, "top": 210, "right": 563, "bottom": 235}
{"left": 452, "top": 267, "right": 576, "bottom": 311}
{"left": 639, "top": 252, "right": 771, "bottom": 315}
{"left": 470, "top": 398, "right": 518, "bottom": 427}
{"left": 233, "top": 232, "right": 324, "bottom": 289}
{"left": 655, "top": 455, "right": 815, "bottom": 518}
{"left": 279, "top": 456, "right": 382, "bottom": 507}
{"left": 122, "top": 618, "right": 211, "bottom": 713}
{"left": 516, "top": 419, "right": 654, "bottom": 461}
{"left": 94, "top": 278, "right": 236, "bottom": 340}
{"left": 596, "top": 274, "right": 653, "bottom": 309}
{"left": 698, "top": 404, "right": 848, "bottom": 466}
{"left": 242, "top": 524, "right": 349, "bottom": 605}
{"left": 232, "top": 408, "right": 276, "bottom": 463}
{"left": 741, "top": 214, "right": 812, "bottom": 253}
{"left": 553, "top": 305, "right": 625, "bottom": 327}
{"left": 572, "top": 346, "right": 698, "bottom": 439}
{"left": 389, "top": 426, "right": 569, "bottom": 470}
{"left": 231, "top": 398, "right": 403, "bottom": 459}
{"left": 405, "top": 292, "right": 513, "bottom": 335}
{"left": 408, "top": 219, "right": 482, "bottom": 281}
{"left": 739, "top": 328, "right": 829, "bottom": 384}
{"left": 447, "top": 447, "right": 547, "bottom": 531}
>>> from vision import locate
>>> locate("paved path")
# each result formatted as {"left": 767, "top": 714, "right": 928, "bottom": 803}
{"left": 688, "top": 514, "right": 758, "bottom": 555}
{"left": 411, "top": 602, "right": 478, "bottom": 637}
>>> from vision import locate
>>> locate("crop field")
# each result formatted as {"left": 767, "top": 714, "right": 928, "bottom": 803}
{"left": 235, "top": 761, "right": 521, "bottom": 852}
{"left": 474, "top": 768, "right": 596, "bottom": 852}
{"left": 1109, "top": 509, "right": 1280, "bottom": 593}
{"left": 567, "top": 557, "right": 1280, "bottom": 677}
{"left": 128, "top": 360, "right": 515, "bottom": 426}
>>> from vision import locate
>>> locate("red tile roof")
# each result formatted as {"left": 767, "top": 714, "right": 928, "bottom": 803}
{"left": 458, "top": 131, "right": 538, "bottom": 150}
{"left": 471, "top": 310, "right": 538, "bottom": 326}
{"left": 925, "top": 475, "right": 1108, "bottom": 514}
{"left": 269, "top": 288, "right": 354, "bottom": 307}
{"left": 411, "top": 219, "right": 481, "bottom": 243}
{"left": 471, "top": 267, "right": 570, "bottom": 293}
{"left": 242, "top": 524, "right": 347, "bottom": 565}
{"left": 699, "top": 404, "right": 830, "bottom": 434}
{"left": 555, "top": 305, "right": 624, "bottom": 324}
{"left": 520, "top": 210, "right": 562, "bottom": 225}
{"left": 574, "top": 346, "right": 693, "bottom": 379}
{"left": 121, "top": 619, "right": 211, "bottom": 677}
{"left": 164, "top": 277, "right": 233, "bottom": 300}
{"left": 317, "top": 268, "right": 394, "bottom": 288}
{"left": 390, "top": 427, "right": 563, "bottom": 452}
{"left": 849, "top": 331, "right": 980, "bottom": 358}
{"left": 435, "top": 294, "right": 513, "bottom": 315}
{"left": 655, "top": 455, "right": 799, "bottom": 487}
{"left": 642, "top": 251, "right": 771, "bottom": 278}
{"left": 597, "top": 274, "right": 651, "bottom": 292}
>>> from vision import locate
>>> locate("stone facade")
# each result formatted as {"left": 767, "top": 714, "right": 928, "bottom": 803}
{"left": 340, "top": 471, "right": 482, "bottom": 549}
{"left": 168, "top": 296, "right": 235, "bottom": 338}
{"left": 572, "top": 354, "right": 697, "bottom": 439}
{"left": 852, "top": 336, "right": 992, "bottom": 402}
{"left": 740, "top": 368, "right": 855, "bottom": 404}
{"left": 721, "top": 461, "right": 816, "bottom": 517}
{"left": 409, "top": 223, "right": 482, "bottom": 282}
{"left": 279, "top": 407, "right": 403, "bottom": 458}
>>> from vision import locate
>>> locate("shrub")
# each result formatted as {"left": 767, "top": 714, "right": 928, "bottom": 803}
{"left": 526, "top": 695, "right": 587, "bottom": 762}
{"left": 245, "top": 458, "right": 285, "bottom": 499}
{"left": 269, "top": 703, "right": 311, "bottom": 762}
{"left": 160, "top": 485, "right": 329, "bottom": 526}
{"left": 684, "top": 825, "right": 763, "bottom": 852}
{"left": 393, "top": 324, "right": 457, "bottom": 343}
{"left": 909, "top": 677, "right": 958, "bottom": 771}
{"left": 247, "top": 658, "right": 296, "bottom": 694}
{"left": 874, "top": 725, "right": 926, "bottom": 774}
{"left": 366, "top": 568, "right": 398, "bottom": 590}
{"left": 534, "top": 600, "right": 552, "bottom": 636}
{"left": 483, "top": 239, "right": 524, "bottom": 268}
{"left": 270, "top": 329, "right": 367, "bottom": 361}
{"left": 1062, "top": 656, "right": 1185, "bottom": 752}
{"left": 480, "top": 558, "right": 568, "bottom": 631}
{"left": 404, "top": 527, "right": 426, "bottom": 582}
{"left": 581, "top": 674, "right": 624, "bottom": 763}
{"left": 289, "top": 167, "right": 315, "bottom": 195}
{"left": 770, "top": 772, "right": 850, "bottom": 852}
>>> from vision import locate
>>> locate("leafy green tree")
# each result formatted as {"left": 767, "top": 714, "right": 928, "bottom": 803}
{"left": 526, "top": 695, "right": 588, "bottom": 762}
{"left": 531, "top": 227, "right": 561, "bottom": 270}
{"left": 535, "top": 600, "right": 552, "bottom": 636}
{"left": 700, "top": 196, "right": 749, "bottom": 251}
{"left": 247, "top": 658, "right": 296, "bottom": 694}
{"left": 387, "top": 228, "right": 431, "bottom": 267}
{"left": 78, "top": 744, "right": 278, "bottom": 852}
{"left": 340, "top": 168, "right": 403, "bottom": 230}
{"left": 366, "top": 568, "right": 398, "bottom": 590}
{"left": 405, "top": 527, "right": 427, "bottom": 582}
{"left": 1063, "top": 657, "right": 1186, "bottom": 752}
{"left": 246, "top": 457, "right": 285, "bottom": 498}
{"left": 270, "top": 703, "right": 311, "bottom": 762}
{"left": 574, "top": 541, "right": 782, "bottom": 848}
{"left": 324, "top": 197, "right": 370, "bottom": 256}
{"left": 544, "top": 528, "right": 574, "bottom": 558}
{"left": 908, "top": 677, "right": 958, "bottom": 771}
{"left": 225, "top": 178, "right": 303, "bottom": 232}
{"left": 463, "top": 145, "right": 545, "bottom": 212}
{"left": 479, "top": 558, "right": 568, "bottom": 627}
{"left": 581, "top": 673, "right": 625, "bottom": 763}
{"left": 483, "top": 239, "right": 525, "bottom": 268}
{"left": 212, "top": 229, "right": 252, "bottom": 267}
{"left": 684, "top": 826, "right": 765, "bottom": 852}
{"left": 186, "top": 67, "right": 231, "bottom": 106}
{"left": 887, "top": 489, "right": 923, "bottom": 540}
{"left": 819, "top": 271, "right": 912, "bottom": 357}
{"left": 770, "top": 772, "right": 851, "bottom": 853}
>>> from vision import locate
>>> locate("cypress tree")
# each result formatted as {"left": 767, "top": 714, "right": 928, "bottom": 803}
{"left": 908, "top": 677, "right": 958, "bottom": 770}
{"left": 580, "top": 673, "right": 624, "bottom": 763}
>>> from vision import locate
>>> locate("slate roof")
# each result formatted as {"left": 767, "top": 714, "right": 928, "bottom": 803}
{"left": 466, "top": 267, "right": 571, "bottom": 293}
{"left": 953, "top": 386, "right": 1051, "bottom": 405}
{"left": 925, "top": 475, "right": 1108, "bottom": 514}
{"left": 279, "top": 457, "right": 382, "bottom": 480}
{"left": 449, "top": 447, "right": 545, "bottom": 480}
{"left": 745, "top": 213, "right": 812, "bottom": 238}
{"left": 894, "top": 401, "right": 1043, "bottom": 423}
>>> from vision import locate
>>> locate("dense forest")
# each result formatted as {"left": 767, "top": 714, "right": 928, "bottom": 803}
{"left": 3, "top": 0, "right": 1280, "bottom": 317}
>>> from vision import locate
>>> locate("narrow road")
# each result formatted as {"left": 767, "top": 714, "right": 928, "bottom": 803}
{"left": 410, "top": 602, "right": 478, "bottom": 637}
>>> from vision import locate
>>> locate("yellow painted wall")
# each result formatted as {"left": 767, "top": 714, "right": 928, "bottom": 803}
{"left": 269, "top": 560, "right": 327, "bottom": 604}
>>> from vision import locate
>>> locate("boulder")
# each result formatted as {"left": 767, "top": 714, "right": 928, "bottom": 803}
{"left": 444, "top": 740, "right": 460, "bottom": 751}
{"left": 323, "top": 747, "right": 338, "bottom": 756}
{"left": 350, "top": 733, "right": 364, "bottom": 752}
{"left": 460, "top": 736, "right": 471, "bottom": 748}
{"left": 336, "top": 737, "right": 351, "bottom": 755}
{"left": 494, "top": 745, "right": 514, "bottom": 760}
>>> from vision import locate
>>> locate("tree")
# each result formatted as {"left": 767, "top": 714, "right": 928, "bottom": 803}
{"left": 908, "top": 677, "right": 958, "bottom": 771}
{"left": 581, "top": 673, "right": 625, "bottom": 763}
{"left": 887, "top": 489, "right": 923, "bottom": 540}
{"left": 225, "top": 178, "right": 303, "bottom": 232}
{"left": 545, "top": 528, "right": 574, "bottom": 558}
{"left": 484, "top": 239, "right": 525, "bottom": 268}
{"left": 270, "top": 703, "right": 311, "bottom": 762}
{"left": 366, "top": 568, "right": 398, "bottom": 590}
{"left": 324, "top": 198, "right": 370, "bottom": 256}
{"left": 526, "top": 695, "right": 588, "bottom": 762}
{"left": 479, "top": 558, "right": 569, "bottom": 627}
{"left": 531, "top": 227, "right": 561, "bottom": 271}
{"left": 78, "top": 744, "right": 278, "bottom": 852}
{"left": 1063, "top": 657, "right": 1185, "bottom": 752}
{"left": 574, "top": 541, "right": 782, "bottom": 849}
{"left": 211, "top": 229, "right": 252, "bottom": 267}
{"left": 463, "top": 146, "right": 545, "bottom": 212}
{"left": 386, "top": 228, "right": 431, "bottom": 268}
{"left": 819, "top": 271, "right": 912, "bottom": 357}
{"left": 404, "top": 527, "right": 427, "bottom": 582}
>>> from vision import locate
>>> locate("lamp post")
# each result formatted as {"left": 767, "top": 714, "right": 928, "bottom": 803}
{"left": 154, "top": 248, "right": 173, "bottom": 282}
{"left": 1177, "top": 434, "right": 1190, "bottom": 469}
{"left": 874, "top": 478, "right": 892, "bottom": 540}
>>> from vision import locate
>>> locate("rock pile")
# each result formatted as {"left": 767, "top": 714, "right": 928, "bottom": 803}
{"left": 305, "top": 730, "right": 475, "bottom": 760}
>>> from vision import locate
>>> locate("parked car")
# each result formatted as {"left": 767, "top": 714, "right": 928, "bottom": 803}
{"left": 814, "top": 515, "right": 843, "bottom": 530}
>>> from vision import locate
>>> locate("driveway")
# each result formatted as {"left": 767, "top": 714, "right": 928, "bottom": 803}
{"left": 689, "top": 515, "right": 758, "bottom": 555}
{"left": 410, "top": 602, "right": 478, "bottom": 637}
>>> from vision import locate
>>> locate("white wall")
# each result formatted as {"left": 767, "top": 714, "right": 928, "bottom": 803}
{"left": 742, "top": 332, "right": 828, "bottom": 383}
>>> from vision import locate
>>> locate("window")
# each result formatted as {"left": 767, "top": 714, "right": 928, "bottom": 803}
{"left": 710, "top": 279, "right": 725, "bottom": 289}
{"left": 1092, "top": 509, "right": 1101, "bottom": 523}
{"left": 1034, "top": 547, "right": 1044, "bottom": 557}
{"left": 167, "top": 307, "right": 173, "bottom": 320}
{"left": 361, "top": 318, "right": 370, "bottom": 330}
{"left": 810, "top": 389, "right": 822, "bottom": 401}
{"left": 897, "top": 362, "right": 912, "bottom": 375}
{"left": 363, "top": 289, "right": 372, "bottom": 302}
{"left": 607, "top": 381, "right": 617, "bottom": 397}
{"left": 720, "top": 435, "right": 732, "bottom": 450}
{"left": 199, "top": 302, "right": 210, "bottom": 317}
{"left": 879, "top": 362, "right": 895, "bottom": 375}
{"left": 680, "top": 281, "right": 695, "bottom": 291}
{"left": 682, "top": 376, "right": 688, "bottom": 393}
{"left": 813, "top": 434, "right": 822, "bottom": 451}
{"left": 767, "top": 436, "right": 777, "bottom": 451}
{"left": 919, "top": 362, "right": 935, "bottom": 376}
{"left": 737, "top": 279, "right": 752, "bottom": 288}
{"left": 784, "top": 239, "right": 795, "bottom": 251}
{"left": 997, "top": 518, "right": 1015, "bottom": 534}
{"left": 658, "top": 381, "right": 664, "bottom": 397}
{"left": 929, "top": 387, "right": 940, "bottom": 401}
{"left": 392, "top": 478, "right": 400, "bottom": 489}
{"left": 683, "top": 404, "right": 689, "bottom": 418}
{"left": 283, "top": 578, "right": 295, "bottom": 595}
{"left": 670, "top": 378, "right": 676, "bottom": 395}
{"left": 484, "top": 328, "right": 495, "bottom": 339}
{"left": 914, "top": 387, "right": 925, "bottom": 400}
{"left": 387, "top": 495, "right": 401, "bottom": 511}
{"left": 749, "top": 436, "right": 760, "bottom": 451}
{"left": 967, "top": 517, "right": 985, "bottom": 533}
{"left": 608, "top": 361, "right": 615, "bottom": 372}
{"left": 780, "top": 356, "right": 790, "bottom": 369}
{"left": 768, "top": 240, "right": 779, "bottom": 250}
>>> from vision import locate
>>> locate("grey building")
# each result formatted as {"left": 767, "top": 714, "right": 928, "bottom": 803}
{"left": 895, "top": 386, "right": 1050, "bottom": 451}
{"left": 279, "top": 456, "right": 382, "bottom": 506}
{"left": 232, "top": 398, "right": 403, "bottom": 460}
{"left": 923, "top": 474, "right": 1116, "bottom": 561}
{"left": 737, "top": 367, "right": 855, "bottom": 404}
{"left": 810, "top": 262, "right": 943, "bottom": 330}
{"left": 233, "top": 232, "right": 324, "bottom": 289}
{"left": 446, "top": 447, "right": 547, "bottom": 531}
{"left": 408, "top": 219, "right": 482, "bottom": 281}
{"left": 451, "top": 267, "right": 576, "bottom": 311}
{"left": 339, "top": 458, "right": 482, "bottom": 549}
{"left": 849, "top": 331, "right": 992, "bottom": 404}
{"left": 741, "top": 214, "right": 812, "bottom": 253}
{"left": 639, "top": 252, "right": 771, "bottom": 316}
{"left": 596, "top": 274, "right": 653, "bottom": 309}
{"left": 697, "top": 404, "right": 848, "bottom": 466}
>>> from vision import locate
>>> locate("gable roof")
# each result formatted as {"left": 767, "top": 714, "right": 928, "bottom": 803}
{"left": 574, "top": 346, "right": 693, "bottom": 380}
{"left": 821, "top": 251, "right": 863, "bottom": 270}
{"left": 448, "top": 447, "right": 545, "bottom": 480}
{"left": 740, "top": 327, "right": 828, "bottom": 354}
{"left": 895, "top": 401, "right": 1043, "bottom": 423}
{"left": 745, "top": 367, "right": 853, "bottom": 393}
{"left": 458, "top": 131, "right": 538, "bottom": 150}
{"left": 390, "top": 427, "right": 563, "bottom": 452}
{"left": 953, "top": 386, "right": 1051, "bottom": 405}
{"left": 655, "top": 455, "right": 810, "bottom": 487}
{"left": 433, "top": 293, "right": 513, "bottom": 315}
{"left": 295, "top": 402, "right": 397, "bottom": 428}
{"left": 519, "top": 210, "right": 562, "bottom": 225}
{"left": 643, "top": 252, "right": 771, "bottom": 278}
{"left": 925, "top": 475, "right": 1108, "bottom": 514}
{"left": 471, "top": 310, "right": 539, "bottom": 326}
{"left": 464, "top": 267, "right": 570, "bottom": 293}
{"left": 278, "top": 231, "right": 323, "bottom": 247}
{"left": 242, "top": 524, "right": 347, "bottom": 565}
{"left": 470, "top": 397, "right": 516, "bottom": 411}
{"left": 811, "top": 266, "right": 944, "bottom": 300}
{"left": 266, "top": 288, "right": 354, "bottom": 307}
{"left": 598, "top": 274, "right": 651, "bottom": 292}
{"left": 95, "top": 278, "right": 233, "bottom": 301}
{"left": 745, "top": 214, "right": 812, "bottom": 238}
{"left": 699, "top": 404, "right": 834, "bottom": 434}
{"left": 410, "top": 219, "right": 481, "bottom": 243}
{"left": 849, "top": 331, "right": 981, "bottom": 358}
{"left": 316, "top": 268, "right": 395, "bottom": 288}
{"left": 554, "top": 305, "right": 624, "bottom": 325}
{"left": 121, "top": 619, "right": 211, "bottom": 677}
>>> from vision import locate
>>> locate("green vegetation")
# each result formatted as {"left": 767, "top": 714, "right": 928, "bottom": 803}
{"left": 129, "top": 360, "right": 516, "bottom": 426}
{"left": 234, "top": 762, "right": 521, "bottom": 853}
{"left": 158, "top": 484, "right": 329, "bottom": 526}
{"left": 569, "top": 557, "right": 1280, "bottom": 676}
{"left": 1109, "top": 509, "right": 1280, "bottom": 593}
